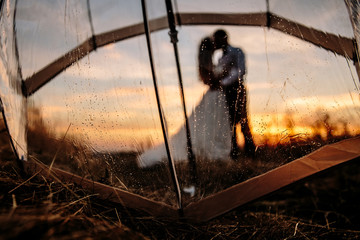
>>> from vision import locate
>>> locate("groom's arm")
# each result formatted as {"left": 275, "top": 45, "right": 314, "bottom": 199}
{"left": 221, "top": 68, "right": 240, "bottom": 86}
{"left": 221, "top": 49, "right": 246, "bottom": 86}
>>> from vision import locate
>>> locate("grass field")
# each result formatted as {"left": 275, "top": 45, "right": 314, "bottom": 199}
{"left": 1, "top": 117, "right": 360, "bottom": 239}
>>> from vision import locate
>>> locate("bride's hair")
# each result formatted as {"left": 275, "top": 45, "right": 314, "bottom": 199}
{"left": 198, "top": 37, "right": 215, "bottom": 86}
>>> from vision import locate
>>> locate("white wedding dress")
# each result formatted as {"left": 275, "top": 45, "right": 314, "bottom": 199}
{"left": 137, "top": 88, "right": 232, "bottom": 168}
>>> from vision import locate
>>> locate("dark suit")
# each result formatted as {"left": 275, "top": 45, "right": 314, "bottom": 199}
{"left": 217, "top": 45, "right": 255, "bottom": 158}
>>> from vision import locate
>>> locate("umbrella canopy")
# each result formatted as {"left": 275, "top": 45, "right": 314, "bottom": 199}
{"left": 1, "top": 0, "right": 359, "bottom": 221}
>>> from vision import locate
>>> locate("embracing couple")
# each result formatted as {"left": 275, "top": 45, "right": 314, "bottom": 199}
{"left": 137, "top": 29, "right": 255, "bottom": 168}
{"left": 199, "top": 29, "right": 255, "bottom": 160}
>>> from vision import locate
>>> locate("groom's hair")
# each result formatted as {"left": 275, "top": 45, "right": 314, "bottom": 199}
{"left": 213, "top": 29, "right": 228, "bottom": 48}
{"left": 214, "top": 29, "right": 228, "bottom": 41}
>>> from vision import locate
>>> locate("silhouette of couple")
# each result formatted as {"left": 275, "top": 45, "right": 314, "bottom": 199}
{"left": 137, "top": 29, "right": 255, "bottom": 168}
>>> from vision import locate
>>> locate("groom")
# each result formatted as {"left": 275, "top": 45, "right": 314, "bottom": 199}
{"left": 212, "top": 29, "right": 256, "bottom": 159}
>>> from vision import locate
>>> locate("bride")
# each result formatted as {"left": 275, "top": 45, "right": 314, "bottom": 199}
{"left": 137, "top": 37, "right": 232, "bottom": 168}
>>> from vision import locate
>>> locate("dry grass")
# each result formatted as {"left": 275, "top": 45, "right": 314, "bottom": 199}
{"left": 0, "top": 153, "right": 147, "bottom": 239}
{"left": 2, "top": 153, "right": 360, "bottom": 239}
{"left": 26, "top": 107, "right": 355, "bottom": 206}
{"left": 1, "top": 110, "right": 360, "bottom": 239}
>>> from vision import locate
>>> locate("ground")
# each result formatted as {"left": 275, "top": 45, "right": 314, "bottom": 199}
{"left": 1, "top": 119, "right": 360, "bottom": 239}
{"left": 1, "top": 148, "right": 360, "bottom": 239}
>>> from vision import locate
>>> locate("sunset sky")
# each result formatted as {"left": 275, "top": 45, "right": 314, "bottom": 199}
{"left": 16, "top": 0, "right": 360, "bottom": 152}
